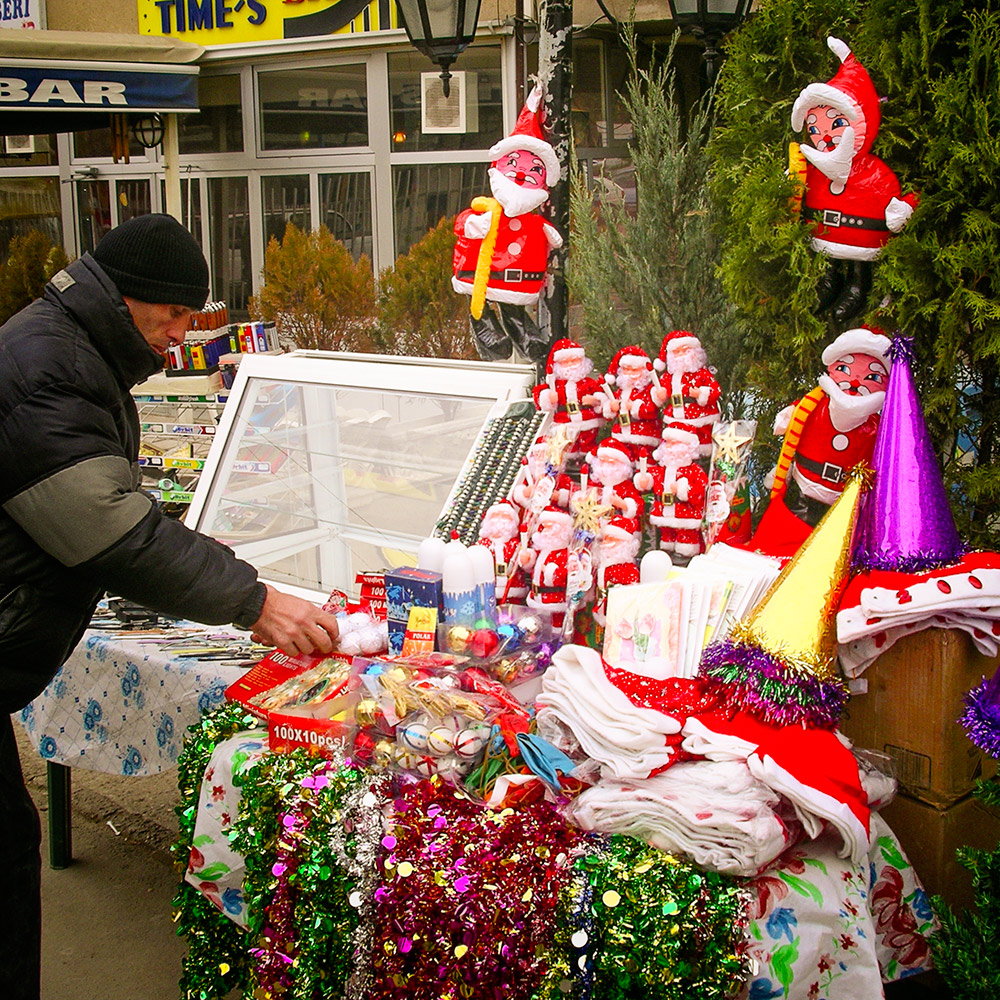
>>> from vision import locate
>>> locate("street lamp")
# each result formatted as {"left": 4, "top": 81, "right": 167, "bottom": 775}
{"left": 665, "top": 0, "right": 753, "bottom": 85}
{"left": 394, "top": 0, "right": 484, "bottom": 97}
{"left": 131, "top": 113, "right": 166, "bottom": 149}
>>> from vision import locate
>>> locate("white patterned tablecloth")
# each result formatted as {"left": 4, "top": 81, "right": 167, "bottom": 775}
{"left": 17, "top": 621, "right": 249, "bottom": 776}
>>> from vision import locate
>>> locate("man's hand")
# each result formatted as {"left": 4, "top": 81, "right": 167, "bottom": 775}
{"left": 248, "top": 585, "right": 341, "bottom": 656}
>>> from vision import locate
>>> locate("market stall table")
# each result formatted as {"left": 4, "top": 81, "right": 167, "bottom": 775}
{"left": 17, "top": 611, "right": 255, "bottom": 867}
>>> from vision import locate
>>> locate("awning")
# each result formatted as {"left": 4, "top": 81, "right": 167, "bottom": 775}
{"left": 0, "top": 29, "right": 205, "bottom": 134}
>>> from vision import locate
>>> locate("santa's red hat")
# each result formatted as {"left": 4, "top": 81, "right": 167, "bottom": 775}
{"left": 601, "top": 515, "right": 640, "bottom": 541}
{"left": 594, "top": 438, "right": 634, "bottom": 467}
{"left": 791, "top": 36, "right": 881, "bottom": 156}
{"left": 546, "top": 338, "right": 586, "bottom": 374}
{"left": 487, "top": 497, "right": 520, "bottom": 518}
{"left": 821, "top": 325, "right": 891, "bottom": 369}
{"left": 489, "top": 86, "right": 560, "bottom": 186}
{"left": 605, "top": 345, "right": 651, "bottom": 385}
{"left": 537, "top": 504, "right": 573, "bottom": 527}
{"left": 659, "top": 425, "right": 701, "bottom": 450}
{"left": 654, "top": 329, "right": 703, "bottom": 372}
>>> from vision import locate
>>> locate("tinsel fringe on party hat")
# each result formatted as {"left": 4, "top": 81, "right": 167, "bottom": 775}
{"left": 700, "top": 465, "right": 872, "bottom": 729}
{"left": 960, "top": 667, "right": 1000, "bottom": 760}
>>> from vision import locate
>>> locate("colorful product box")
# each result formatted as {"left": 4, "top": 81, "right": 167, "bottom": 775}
{"left": 384, "top": 566, "right": 442, "bottom": 657}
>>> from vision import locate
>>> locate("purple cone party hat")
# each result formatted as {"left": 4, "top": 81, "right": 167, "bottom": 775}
{"left": 853, "top": 336, "right": 965, "bottom": 572}
{"left": 699, "top": 464, "right": 873, "bottom": 729}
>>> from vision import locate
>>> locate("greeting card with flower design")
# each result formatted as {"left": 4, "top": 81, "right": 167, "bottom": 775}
{"left": 603, "top": 580, "right": 690, "bottom": 678}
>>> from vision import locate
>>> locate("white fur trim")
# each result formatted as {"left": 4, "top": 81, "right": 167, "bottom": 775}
{"left": 489, "top": 134, "right": 560, "bottom": 186}
{"left": 791, "top": 83, "right": 860, "bottom": 131}
{"left": 669, "top": 412, "right": 718, "bottom": 428}
{"left": 821, "top": 328, "right": 892, "bottom": 367}
{"left": 650, "top": 513, "right": 702, "bottom": 529}
{"left": 885, "top": 196, "right": 914, "bottom": 233}
{"left": 552, "top": 345, "right": 584, "bottom": 363}
{"left": 653, "top": 357, "right": 666, "bottom": 373}
{"left": 660, "top": 425, "right": 700, "bottom": 447}
{"left": 666, "top": 335, "right": 699, "bottom": 352}
{"left": 615, "top": 431, "right": 660, "bottom": 445}
{"left": 673, "top": 541, "right": 701, "bottom": 556}
{"left": 543, "top": 222, "right": 564, "bottom": 249}
{"left": 827, "top": 36, "right": 851, "bottom": 62}
{"left": 810, "top": 236, "right": 883, "bottom": 262}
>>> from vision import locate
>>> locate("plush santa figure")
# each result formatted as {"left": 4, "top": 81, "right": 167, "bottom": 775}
{"left": 653, "top": 330, "right": 721, "bottom": 459}
{"left": 533, "top": 339, "right": 604, "bottom": 458}
{"left": 601, "top": 345, "right": 666, "bottom": 455}
{"left": 750, "top": 326, "right": 891, "bottom": 559}
{"left": 790, "top": 36, "right": 918, "bottom": 323}
{"left": 635, "top": 426, "right": 708, "bottom": 559}
{"left": 477, "top": 498, "right": 528, "bottom": 603}
{"left": 453, "top": 86, "right": 563, "bottom": 363}
{"left": 591, "top": 516, "right": 641, "bottom": 627}
{"left": 512, "top": 436, "right": 574, "bottom": 512}
{"left": 578, "top": 437, "right": 645, "bottom": 523}
{"left": 518, "top": 505, "right": 574, "bottom": 628}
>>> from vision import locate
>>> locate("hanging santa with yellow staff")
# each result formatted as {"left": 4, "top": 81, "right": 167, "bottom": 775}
{"left": 452, "top": 86, "right": 563, "bottom": 363}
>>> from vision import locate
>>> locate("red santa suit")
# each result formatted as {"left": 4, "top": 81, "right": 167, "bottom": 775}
{"left": 654, "top": 331, "right": 721, "bottom": 457}
{"left": 791, "top": 36, "right": 918, "bottom": 262}
{"left": 591, "top": 518, "right": 641, "bottom": 627}
{"left": 533, "top": 339, "right": 604, "bottom": 457}
{"left": 640, "top": 428, "right": 708, "bottom": 558}
{"left": 521, "top": 506, "right": 574, "bottom": 628}
{"left": 582, "top": 438, "right": 645, "bottom": 522}
{"left": 603, "top": 346, "right": 664, "bottom": 452}
{"left": 476, "top": 500, "right": 528, "bottom": 603}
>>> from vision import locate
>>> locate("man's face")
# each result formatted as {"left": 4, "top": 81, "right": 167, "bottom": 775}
{"left": 124, "top": 298, "right": 193, "bottom": 360}
{"left": 826, "top": 352, "right": 887, "bottom": 395}
{"left": 497, "top": 148, "right": 547, "bottom": 191}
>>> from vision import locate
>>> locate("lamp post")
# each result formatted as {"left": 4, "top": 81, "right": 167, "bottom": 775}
{"left": 394, "top": 0, "right": 484, "bottom": 97}
{"left": 664, "top": 0, "right": 753, "bottom": 85}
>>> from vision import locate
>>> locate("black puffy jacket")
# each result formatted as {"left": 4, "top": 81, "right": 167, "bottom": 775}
{"left": 0, "top": 255, "right": 266, "bottom": 712}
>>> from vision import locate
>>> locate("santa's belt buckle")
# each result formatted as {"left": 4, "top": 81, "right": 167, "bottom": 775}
{"left": 496, "top": 562, "right": 507, "bottom": 575}
{"left": 567, "top": 401, "right": 580, "bottom": 414}
{"left": 821, "top": 461, "right": 844, "bottom": 483}
{"left": 504, "top": 268, "right": 523, "bottom": 282}
{"left": 661, "top": 495, "right": 675, "bottom": 508}
{"left": 822, "top": 209, "right": 842, "bottom": 227}
{"left": 671, "top": 393, "right": 684, "bottom": 408}
{"left": 620, "top": 411, "right": 631, "bottom": 425}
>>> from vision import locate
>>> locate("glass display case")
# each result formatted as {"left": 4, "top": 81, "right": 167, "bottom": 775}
{"left": 187, "top": 351, "right": 537, "bottom": 600}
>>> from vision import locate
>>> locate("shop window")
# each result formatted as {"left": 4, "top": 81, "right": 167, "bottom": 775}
{"left": 258, "top": 64, "right": 368, "bottom": 151}
{"left": 179, "top": 74, "right": 244, "bottom": 154}
{"left": 115, "top": 179, "right": 152, "bottom": 223}
{"left": 388, "top": 46, "right": 502, "bottom": 153}
{"left": 0, "top": 133, "right": 57, "bottom": 168}
{"left": 0, "top": 176, "right": 62, "bottom": 252}
{"left": 262, "top": 174, "right": 310, "bottom": 248}
{"left": 319, "top": 172, "right": 373, "bottom": 263}
{"left": 391, "top": 161, "right": 488, "bottom": 259}
{"left": 208, "top": 177, "right": 250, "bottom": 318}
{"left": 73, "top": 124, "right": 144, "bottom": 162}
{"left": 573, "top": 38, "right": 607, "bottom": 149}
{"left": 159, "top": 178, "right": 204, "bottom": 249}
{"left": 76, "top": 180, "right": 112, "bottom": 255}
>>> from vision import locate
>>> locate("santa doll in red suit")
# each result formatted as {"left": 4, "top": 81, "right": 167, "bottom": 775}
{"left": 790, "top": 36, "right": 918, "bottom": 323}
{"left": 652, "top": 330, "right": 721, "bottom": 459}
{"left": 517, "top": 505, "right": 574, "bottom": 628}
{"left": 577, "top": 437, "right": 645, "bottom": 523}
{"left": 634, "top": 426, "right": 708, "bottom": 559}
{"left": 533, "top": 339, "right": 604, "bottom": 460}
{"left": 477, "top": 498, "right": 529, "bottom": 603}
{"left": 601, "top": 345, "right": 667, "bottom": 457}
{"left": 512, "top": 436, "right": 574, "bottom": 513}
{"left": 750, "top": 326, "right": 891, "bottom": 559}
{"left": 453, "top": 86, "right": 563, "bottom": 363}
{"left": 591, "top": 516, "right": 641, "bottom": 628}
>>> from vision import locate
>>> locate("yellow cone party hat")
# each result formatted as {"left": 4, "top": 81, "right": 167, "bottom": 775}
{"left": 699, "top": 464, "right": 873, "bottom": 728}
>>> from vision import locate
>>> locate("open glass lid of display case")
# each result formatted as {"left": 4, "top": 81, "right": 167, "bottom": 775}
{"left": 186, "top": 351, "right": 540, "bottom": 600}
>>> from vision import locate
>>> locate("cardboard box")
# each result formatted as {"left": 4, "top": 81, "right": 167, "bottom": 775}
{"left": 840, "top": 629, "right": 998, "bottom": 806}
{"left": 385, "top": 567, "right": 442, "bottom": 657}
{"left": 880, "top": 792, "right": 1000, "bottom": 913}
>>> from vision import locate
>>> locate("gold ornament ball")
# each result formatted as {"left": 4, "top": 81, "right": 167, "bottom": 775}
{"left": 446, "top": 625, "right": 473, "bottom": 653}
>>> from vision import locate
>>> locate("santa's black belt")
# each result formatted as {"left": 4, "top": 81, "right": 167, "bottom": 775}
{"left": 534, "top": 585, "right": 565, "bottom": 594}
{"left": 457, "top": 269, "right": 546, "bottom": 282}
{"left": 794, "top": 454, "right": 845, "bottom": 484}
{"left": 803, "top": 207, "right": 888, "bottom": 232}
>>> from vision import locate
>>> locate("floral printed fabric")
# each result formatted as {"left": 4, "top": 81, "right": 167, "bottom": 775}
{"left": 184, "top": 730, "right": 269, "bottom": 928}
{"left": 18, "top": 621, "right": 247, "bottom": 776}
{"left": 745, "top": 811, "right": 935, "bottom": 999}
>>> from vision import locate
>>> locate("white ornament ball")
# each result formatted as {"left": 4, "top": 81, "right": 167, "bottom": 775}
{"left": 426, "top": 724, "right": 457, "bottom": 756}
{"left": 398, "top": 720, "right": 430, "bottom": 752}
{"left": 453, "top": 727, "right": 489, "bottom": 759}
{"left": 414, "top": 754, "right": 439, "bottom": 777}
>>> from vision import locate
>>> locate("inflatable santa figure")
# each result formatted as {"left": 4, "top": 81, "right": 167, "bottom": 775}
{"left": 578, "top": 437, "right": 645, "bottom": 523}
{"left": 453, "top": 86, "right": 563, "bottom": 363}
{"left": 477, "top": 498, "right": 528, "bottom": 603}
{"left": 601, "top": 345, "right": 666, "bottom": 455}
{"left": 635, "top": 426, "right": 708, "bottom": 559}
{"left": 512, "top": 435, "right": 574, "bottom": 513}
{"left": 750, "top": 326, "right": 891, "bottom": 559}
{"left": 653, "top": 330, "right": 721, "bottom": 459}
{"left": 533, "top": 339, "right": 604, "bottom": 459}
{"left": 517, "top": 504, "right": 574, "bottom": 628}
{"left": 790, "top": 36, "right": 918, "bottom": 323}
{"left": 591, "top": 516, "right": 641, "bottom": 627}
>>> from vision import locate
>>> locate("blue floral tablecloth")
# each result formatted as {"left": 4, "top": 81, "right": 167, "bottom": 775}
{"left": 18, "top": 622, "right": 249, "bottom": 776}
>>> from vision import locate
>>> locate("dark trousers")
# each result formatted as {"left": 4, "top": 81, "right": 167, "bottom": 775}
{"left": 0, "top": 715, "right": 41, "bottom": 999}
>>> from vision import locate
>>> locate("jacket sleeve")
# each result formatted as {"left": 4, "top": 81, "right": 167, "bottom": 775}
{"left": 0, "top": 378, "right": 266, "bottom": 628}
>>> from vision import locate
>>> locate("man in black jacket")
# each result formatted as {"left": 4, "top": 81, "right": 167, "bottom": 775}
{"left": 0, "top": 213, "right": 340, "bottom": 998}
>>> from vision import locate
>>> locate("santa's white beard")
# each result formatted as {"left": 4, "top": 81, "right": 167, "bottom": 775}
{"left": 555, "top": 358, "right": 593, "bottom": 380}
{"left": 818, "top": 373, "right": 885, "bottom": 431}
{"left": 489, "top": 168, "right": 549, "bottom": 217}
{"left": 799, "top": 126, "right": 856, "bottom": 192}
{"left": 597, "top": 538, "right": 639, "bottom": 568}
{"left": 481, "top": 516, "right": 517, "bottom": 543}
{"left": 532, "top": 527, "right": 571, "bottom": 551}
{"left": 666, "top": 348, "right": 707, "bottom": 374}
{"left": 592, "top": 458, "right": 630, "bottom": 488}
{"left": 652, "top": 444, "right": 692, "bottom": 468}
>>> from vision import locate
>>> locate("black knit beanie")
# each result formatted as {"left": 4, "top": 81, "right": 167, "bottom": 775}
{"left": 93, "top": 213, "right": 209, "bottom": 310}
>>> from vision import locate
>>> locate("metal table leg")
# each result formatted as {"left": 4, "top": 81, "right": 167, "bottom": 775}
{"left": 46, "top": 761, "right": 72, "bottom": 869}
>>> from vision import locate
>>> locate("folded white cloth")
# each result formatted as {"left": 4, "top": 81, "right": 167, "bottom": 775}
{"left": 568, "top": 759, "right": 796, "bottom": 876}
